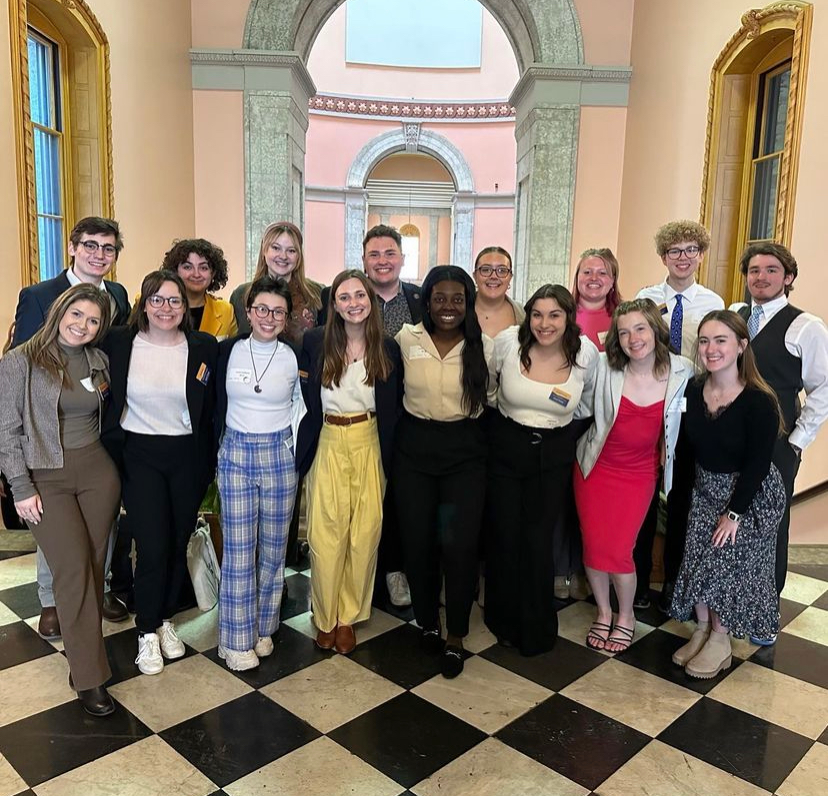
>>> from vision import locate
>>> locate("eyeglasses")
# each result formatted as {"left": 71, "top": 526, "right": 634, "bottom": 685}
{"left": 79, "top": 240, "right": 118, "bottom": 257}
{"left": 475, "top": 265, "right": 512, "bottom": 278}
{"left": 251, "top": 305, "right": 288, "bottom": 320}
{"left": 665, "top": 245, "right": 701, "bottom": 260}
{"left": 147, "top": 295, "right": 184, "bottom": 309}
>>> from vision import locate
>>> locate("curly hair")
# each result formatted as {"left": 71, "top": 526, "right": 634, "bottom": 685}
{"left": 654, "top": 220, "right": 711, "bottom": 257}
{"left": 161, "top": 238, "right": 229, "bottom": 292}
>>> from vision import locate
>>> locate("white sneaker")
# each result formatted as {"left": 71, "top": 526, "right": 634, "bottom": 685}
{"left": 219, "top": 646, "right": 259, "bottom": 671}
{"left": 158, "top": 621, "right": 185, "bottom": 659}
{"left": 135, "top": 633, "right": 164, "bottom": 675}
{"left": 254, "top": 636, "right": 274, "bottom": 657}
{"left": 386, "top": 571, "right": 412, "bottom": 607}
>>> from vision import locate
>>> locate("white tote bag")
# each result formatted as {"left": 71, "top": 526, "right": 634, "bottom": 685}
{"left": 187, "top": 518, "right": 221, "bottom": 612}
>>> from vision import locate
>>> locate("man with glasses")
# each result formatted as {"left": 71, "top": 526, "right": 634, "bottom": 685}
{"left": 10, "top": 216, "right": 131, "bottom": 637}
{"left": 636, "top": 220, "right": 724, "bottom": 613}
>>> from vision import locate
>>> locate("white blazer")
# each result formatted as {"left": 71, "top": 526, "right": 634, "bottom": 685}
{"left": 575, "top": 352, "right": 694, "bottom": 495}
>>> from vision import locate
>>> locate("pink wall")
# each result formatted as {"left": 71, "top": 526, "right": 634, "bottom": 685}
{"left": 190, "top": 0, "right": 247, "bottom": 48}
{"left": 307, "top": 3, "right": 520, "bottom": 99}
{"left": 472, "top": 208, "right": 515, "bottom": 262}
{"left": 193, "top": 90, "right": 246, "bottom": 295}
{"left": 304, "top": 201, "right": 346, "bottom": 286}
{"left": 574, "top": 0, "right": 634, "bottom": 65}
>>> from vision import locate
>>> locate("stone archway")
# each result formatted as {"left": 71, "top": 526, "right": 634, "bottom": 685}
{"left": 343, "top": 127, "right": 476, "bottom": 270}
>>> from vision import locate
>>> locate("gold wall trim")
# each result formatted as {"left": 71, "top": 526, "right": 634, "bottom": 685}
{"left": 8, "top": 0, "right": 113, "bottom": 286}
{"left": 700, "top": 2, "right": 812, "bottom": 296}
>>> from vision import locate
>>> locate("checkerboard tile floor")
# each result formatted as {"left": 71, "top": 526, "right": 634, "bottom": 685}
{"left": 0, "top": 553, "right": 826, "bottom": 796}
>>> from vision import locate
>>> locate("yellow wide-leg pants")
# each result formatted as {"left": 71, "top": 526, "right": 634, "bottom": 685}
{"left": 307, "top": 417, "right": 385, "bottom": 632}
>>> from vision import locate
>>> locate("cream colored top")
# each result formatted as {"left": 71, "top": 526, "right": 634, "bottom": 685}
{"left": 396, "top": 322, "right": 497, "bottom": 421}
{"left": 493, "top": 326, "right": 598, "bottom": 429}
{"left": 321, "top": 359, "right": 376, "bottom": 414}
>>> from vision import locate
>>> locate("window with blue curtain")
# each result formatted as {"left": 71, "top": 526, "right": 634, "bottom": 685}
{"left": 27, "top": 28, "right": 64, "bottom": 281}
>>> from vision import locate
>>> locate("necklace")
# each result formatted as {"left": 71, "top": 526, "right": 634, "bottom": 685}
{"left": 250, "top": 339, "right": 279, "bottom": 393}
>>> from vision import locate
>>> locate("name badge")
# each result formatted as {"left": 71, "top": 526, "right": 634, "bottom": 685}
{"left": 196, "top": 363, "right": 211, "bottom": 385}
{"left": 658, "top": 303, "right": 668, "bottom": 315}
{"left": 680, "top": 397, "right": 687, "bottom": 412}
{"left": 80, "top": 377, "right": 95, "bottom": 393}
{"left": 298, "top": 369, "right": 309, "bottom": 380}
{"left": 408, "top": 345, "right": 430, "bottom": 360}
{"left": 228, "top": 368, "right": 252, "bottom": 384}
{"left": 98, "top": 380, "right": 111, "bottom": 401}
{"left": 549, "top": 387, "right": 572, "bottom": 407}
{"left": 597, "top": 331, "right": 608, "bottom": 346}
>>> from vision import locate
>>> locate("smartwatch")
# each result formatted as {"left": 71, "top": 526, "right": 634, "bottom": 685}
{"left": 726, "top": 510, "right": 741, "bottom": 523}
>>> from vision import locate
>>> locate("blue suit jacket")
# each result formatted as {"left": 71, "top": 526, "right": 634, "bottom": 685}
{"left": 12, "top": 271, "right": 130, "bottom": 347}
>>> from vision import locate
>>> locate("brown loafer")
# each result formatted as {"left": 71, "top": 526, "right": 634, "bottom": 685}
{"left": 334, "top": 624, "right": 356, "bottom": 655}
{"left": 102, "top": 592, "right": 129, "bottom": 622}
{"left": 315, "top": 628, "right": 336, "bottom": 650}
{"left": 38, "top": 607, "right": 61, "bottom": 639}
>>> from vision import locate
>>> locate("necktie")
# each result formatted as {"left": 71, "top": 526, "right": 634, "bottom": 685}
{"left": 748, "top": 304, "right": 764, "bottom": 340}
{"left": 670, "top": 294, "right": 683, "bottom": 353}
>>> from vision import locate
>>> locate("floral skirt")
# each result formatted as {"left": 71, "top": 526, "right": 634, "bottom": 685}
{"left": 670, "top": 464, "right": 785, "bottom": 638}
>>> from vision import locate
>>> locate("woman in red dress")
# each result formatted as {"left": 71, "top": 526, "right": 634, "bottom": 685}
{"left": 574, "top": 299, "right": 692, "bottom": 653}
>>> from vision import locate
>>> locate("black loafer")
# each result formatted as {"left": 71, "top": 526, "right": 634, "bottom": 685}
{"left": 78, "top": 685, "right": 115, "bottom": 717}
{"left": 420, "top": 627, "right": 444, "bottom": 654}
{"left": 441, "top": 645, "right": 464, "bottom": 678}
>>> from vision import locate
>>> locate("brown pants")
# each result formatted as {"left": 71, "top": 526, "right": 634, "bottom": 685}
{"left": 31, "top": 441, "right": 121, "bottom": 690}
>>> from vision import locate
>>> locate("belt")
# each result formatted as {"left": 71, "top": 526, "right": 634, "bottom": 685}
{"left": 323, "top": 412, "right": 375, "bottom": 426}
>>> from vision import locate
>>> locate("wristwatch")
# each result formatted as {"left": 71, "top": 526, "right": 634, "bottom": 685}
{"left": 726, "top": 510, "right": 741, "bottom": 523}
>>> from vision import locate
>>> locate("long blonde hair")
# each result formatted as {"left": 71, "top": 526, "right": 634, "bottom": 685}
{"left": 253, "top": 222, "right": 322, "bottom": 311}
{"left": 23, "top": 283, "right": 111, "bottom": 383}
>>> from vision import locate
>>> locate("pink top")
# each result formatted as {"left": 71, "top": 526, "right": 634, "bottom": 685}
{"left": 576, "top": 306, "right": 612, "bottom": 351}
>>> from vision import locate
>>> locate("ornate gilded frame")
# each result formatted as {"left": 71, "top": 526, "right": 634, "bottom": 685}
{"left": 8, "top": 0, "right": 114, "bottom": 286}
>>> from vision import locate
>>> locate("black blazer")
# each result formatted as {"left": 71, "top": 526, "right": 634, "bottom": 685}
{"left": 295, "top": 326, "right": 403, "bottom": 478}
{"left": 317, "top": 280, "right": 423, "bottom": 328}
{"left": 99, "top": 326, "right": 219, "bottom": 488}
{"left": 214, "top": 332, "right": 301, "bottom": 454}
{"left": 12, "top": 271, "right": 130, "bottom": 347}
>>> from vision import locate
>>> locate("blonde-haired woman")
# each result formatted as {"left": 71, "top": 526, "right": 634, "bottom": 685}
{"left": 669, "top": 310, "right": 785, "bottom": 679}
{"left": 296, "top": 269, "right": 402, "bottom": 654}
{"left": 230, "top": 221, "right": 323, "bottom": 345}
{"left": 0, "top": 284, "right": 120, "bottom": 716}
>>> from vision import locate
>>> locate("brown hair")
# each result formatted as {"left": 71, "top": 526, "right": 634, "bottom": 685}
{"left": 474, "top": 246, "right": 513, "bottom": 271}
{"left": 571, "top": 247, "right": 622, "bottom": 313}
{"left": 605, "top": 298, "right": 671, "bottom": 376}
{"left": 738, "top": 242, "right": 798, "bottom": 296}
{"left": 162, "top": 238, "right": 229, "bottom": 293}
{"left": 321, "top": 270, "right": 392, "bottom": 389}
{"left": 694, "top": 310, "right": 784, "bottom": 434}
{"left": 254, "top": 222, "right": 321, "bottom": 311}
{"left": 518, "top": 284, "right": 581, "bottom": 371}
{"left": 128, "top": 270, "right": 192, "bottom": 334}
{"left": 22, "top": 283, "right": 111, "bottom": 384}
{"left": 654, "top": 220, "right": 711, "bottom": 257}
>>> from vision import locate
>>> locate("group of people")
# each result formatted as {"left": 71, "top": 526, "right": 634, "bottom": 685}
{"left": 0, "top": 214, "right": 826, "bottom": 719}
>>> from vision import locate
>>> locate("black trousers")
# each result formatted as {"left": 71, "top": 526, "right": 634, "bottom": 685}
{"left": 633, "top": 482, "right": 661, "bottom": 593}
{"left": 378, "top": 480, "right": 405, "bottom": 574}
{"left": 394, "top": 413, "right": 487, "bottom": 638}
{"left": 772, "top": 436, "right": 801, "bottom": 594}
{"left": 121, "top": 433, "right": 206, "bottom": 633}
{"left": 485, "top": 412, "right": 576, "bottom": 656}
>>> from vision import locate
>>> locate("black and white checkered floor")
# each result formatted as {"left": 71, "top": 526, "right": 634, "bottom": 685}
{"left": 0, "top": 550, "right": 826, "bottom": 796}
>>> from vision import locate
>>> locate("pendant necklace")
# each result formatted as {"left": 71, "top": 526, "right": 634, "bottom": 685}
{"left": 250, "top": 340, "right": 279, "bottom": 393}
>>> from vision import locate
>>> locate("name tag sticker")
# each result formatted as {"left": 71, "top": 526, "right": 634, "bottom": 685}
{"left": 196, "top": 363, "right": 211, "bottom": 385}
{"left": 680, "top": 397, "right": 687, "bottom": 412}
{"left": 80, "top": 377, "right": 95, "bottom": 393}
{"left": 408, "top": 345, "right": 430, "bottom": 360}
{"left": 658, "top": 303, "right": 668, "bottom": 315}
{"left": 228, "top": 368, "right": 252, "bottom": 384}
{"left": 98, "top": 380, "right": 111, "bottom": 400}
{"left": 597, "top": 331, "right": 608, "bottom": 345}
{"left": 549, "top": 387, "right": 572, "bottom": 407}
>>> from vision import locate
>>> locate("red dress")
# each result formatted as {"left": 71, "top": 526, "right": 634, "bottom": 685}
{"left": 573, "top": 396, "right": 663, "bottom": 573}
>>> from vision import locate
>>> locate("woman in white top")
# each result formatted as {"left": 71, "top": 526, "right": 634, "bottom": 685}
{"left": 101, "top": 271, "right": 218, "bottom": 676}
{"left": 485, "top": 285, "right": 598, "bottom": 656}
{"left": 214, "top": 276, "right": 305, "bottom": 671}
{"left": 473, "top": 246, "right": 525, "bottom": 339}
{"left": 296, "top": 270, "right": 402, "bottom": 655}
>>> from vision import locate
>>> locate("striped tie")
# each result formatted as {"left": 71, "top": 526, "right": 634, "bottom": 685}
{"left": 748, "top": 304, "right": 764, "bottom": 340}
{"left": 670, "top": 294, "right": 683, "bottom": 353}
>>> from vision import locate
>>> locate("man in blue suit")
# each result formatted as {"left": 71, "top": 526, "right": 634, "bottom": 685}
{"left": 11, "top": 216, "right": 131, "bottom": 637}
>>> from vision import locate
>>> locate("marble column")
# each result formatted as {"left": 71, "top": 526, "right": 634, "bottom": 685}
{"left": 344, "top": 188, "right": 368, "bottom": 270}
{"left": 451, "top": 193, "right": 475, "bottom": 272}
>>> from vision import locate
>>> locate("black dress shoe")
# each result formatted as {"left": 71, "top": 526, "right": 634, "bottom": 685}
{"left": 657, "top": 582, "right": 675, "bottom": 615}
{"left": 77, "top": 685, "right": 115, "bottom": 717}
{"left": 38, "top": 607, "right": 61, "bottom": 639}
{"left": 420, "top": 627, "right": 444, "bottom": 654}
{"left": 102, "top": 592, "right": 129, "bottom": 622}
{"left": 441, "top": 645, "right": 464, "bottom": 679}
{"left": 633, "top": 592, "right": 651, "bottom": 610}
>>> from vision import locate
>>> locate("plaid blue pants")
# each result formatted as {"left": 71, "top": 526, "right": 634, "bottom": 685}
{"left": 217, "top": 426, "right": 298, "bottom": 651}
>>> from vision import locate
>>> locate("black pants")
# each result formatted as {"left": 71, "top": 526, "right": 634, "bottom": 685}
{"left": 485, "top": 412, "right": 576, "bottom": 656}
{"left": 121, "top": 433, "right": 206, "bottom": 633}
{"left": 110, "top": 511, "right": 134, "bottom": 595}
{"left": 772, "top": 436, "right": 801, "bottom": 594}
{"left": 378, "top": 480, "right": 405, "bottom": 574}
{"left": 394, "top": 413, "right": 487, "bottom": 638}
{"left": 633, "top": 482, "right": 661, "bottom": 594}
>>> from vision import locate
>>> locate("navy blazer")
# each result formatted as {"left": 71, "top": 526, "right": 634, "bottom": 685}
{"left": 12, "top": 271, "right": 130, "bottom": 347}
{"left": 99, "top": 326, "right": 218, "bottom": 489}
{"left": 295, "top": 326, "right": 403, "bottom": 478}
{"left": 214, "top": 332, "right": 301, "bottom": 454}
{"left": 318, "top": 280, "right": 422, "bottom": 328}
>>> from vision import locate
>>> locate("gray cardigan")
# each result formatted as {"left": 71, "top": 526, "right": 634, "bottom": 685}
{"left": 575, "top": 352, "right": 693, "bottom": 495}
{"left": 0, "top": 346, "right": 110, "bottom": 499}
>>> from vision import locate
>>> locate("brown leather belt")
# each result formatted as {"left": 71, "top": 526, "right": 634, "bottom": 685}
{"left": 323, "top": 412, "right": 375, "bottom": 426}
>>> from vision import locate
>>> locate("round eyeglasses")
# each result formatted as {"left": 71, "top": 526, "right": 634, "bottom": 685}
{"left": 475, "top": 265, "right": 512, "bottom": 278}
{"left": 666, "top": 246, "right": 701, "bottom": 260}
{"left": 251, "top": 305, "right": 288, "bottom": 320}
{"left": 147, "top": 295, "right": 184, "bottom": 309}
